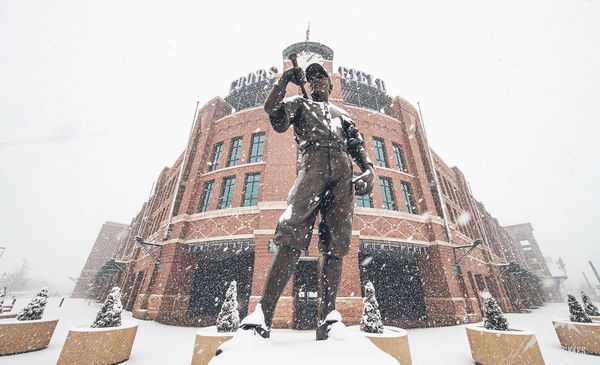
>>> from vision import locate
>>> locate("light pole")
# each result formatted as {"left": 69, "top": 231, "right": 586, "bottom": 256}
{"left": 134, "top": 236, "right": 163, "bottom": 272}
{"left": 452, "top": 239, "right": 483, "bottom": 275}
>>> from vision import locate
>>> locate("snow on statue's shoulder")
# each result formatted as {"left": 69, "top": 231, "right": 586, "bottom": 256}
{"left": 210, "top": 328, "right": 399, "bottom": 365}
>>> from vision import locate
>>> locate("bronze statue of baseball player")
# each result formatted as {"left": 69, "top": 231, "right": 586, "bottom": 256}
{"left": 241, "top": 61, "right": 375, "bottom": 341}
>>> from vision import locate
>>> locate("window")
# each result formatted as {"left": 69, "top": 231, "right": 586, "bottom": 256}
{"left": 379, "top": 177, "right": 396, "bottom": 210}
{"left": 227, "top": 137, "right": 243, "bottom": 167}
{"left": 442, "top": 178, "right": 451, "bottom": 197}
{"left": 241, "top": 173, "right": 261, "bottom": 207}
{"left": 356, "top": 193, "right": 372, "bottom": 208}
{"left": 209, "top": 142, "right": 223, "bottom": 172}
{"left": 355, "top": 172, "right": 373, "bottom": 208}
{"left": 267, "top": 239, "right": 276, "bottom": 253}
{"left": 446, "top": 204, "right": 455, "bottom": 222}
{"left": 248, "top": 133, "right": 265, "bottom": 163}
{"left": 450, "top": 185, "right": 458, "bottom": 203}
{"left": 373, "top": 138, "right": 388, "bottom": 168}
{"left": 392, "top": 143, "right": 407, "bottom": 173}
{"left": 401, "top": 181, "right": 417, "bottom": 214}
{"left": 218, "top": 176, "right": 236, "bottom": 209}
{"left": 198, "top": 180, "right": 214, "bottom": 213}
{"left": 436, "top": 170, "right": 447, "bottom": 195}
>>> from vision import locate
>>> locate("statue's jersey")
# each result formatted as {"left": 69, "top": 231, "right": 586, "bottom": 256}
{"left": 267, "top": 95, "right": 373, "bottom": 258}
{"left": 270, "top": 96, "right": 372, "bottom": 170}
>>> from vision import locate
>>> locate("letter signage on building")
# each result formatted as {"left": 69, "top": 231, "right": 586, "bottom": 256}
{"left": 338, "top": 66, "right": 386, "bottom": 93}
{"left": 225, "top": 66, "right": 279, "bottom": 111}
{"left": 229, "top": 66, "right": 278, "bottom": 93}
{"left": 337, "top": 66, "right": 391, "bottom": 111}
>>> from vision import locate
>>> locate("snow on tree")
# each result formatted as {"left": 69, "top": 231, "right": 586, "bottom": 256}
{"left": 567, "top": 293, "right": 592, "bottom": 323}
{"left": 482, "top": 293, "right": 509, "bottom": 331}
{"left": 0, "top": 286, "right": 6, "bottom": 307}
{"left": 216, "top": 280, "right": 240, "bottom": 333}
{"left": 581, "top": 291, "right": 600, "bottom": 316}
{"left": 360, "top": 281, "right": 384, "bottom": 333}
{"left": 16, "top": 287, "right": 48, "bottom": 321}
{"left": 91, "top": 286, "right": 123, "bottom": 328}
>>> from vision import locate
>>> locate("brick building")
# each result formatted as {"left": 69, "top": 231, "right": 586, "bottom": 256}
{"left": 72, "top": 221, "right": 128, "bottom": 298}
{"left": 504, "top": 223, "right": 564, "bottom": 302}
{"left": 112, "top": 41, "right": 549, "bottom": 328}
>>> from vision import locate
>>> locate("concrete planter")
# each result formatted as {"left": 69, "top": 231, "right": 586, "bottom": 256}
{"left": 349, "top": 325, "right": 412, "bottom": 365}
{"left": 0, "top": 318, "right": 58, "bottom": 356}
{"left": 56, "top": 321, "right": 138, "bottom": 365}
{"left": 553, "top": 319, "right": 600, "bottom": 355}
{"left": 465, "top": 324, "right": 545, "bottom": 365}
{"left": 191, "top": 326, "right": 235, "bottom": 365}
{"left": 590, "top": 316, "right": 600, "bottom": 322}
{"left": 0, "top": 313, "right": 17, "bottom": 320}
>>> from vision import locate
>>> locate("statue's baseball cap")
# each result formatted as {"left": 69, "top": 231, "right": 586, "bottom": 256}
{"left": 305, "top": 63, "right": 329, "bottom": 82}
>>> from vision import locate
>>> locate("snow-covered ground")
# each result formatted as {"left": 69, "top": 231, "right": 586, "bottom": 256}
{"left": 210, "top": 322, "right": 398, "bottom": 365}
{"left": 0, "top": 298, "right": 598, "bottom": 364}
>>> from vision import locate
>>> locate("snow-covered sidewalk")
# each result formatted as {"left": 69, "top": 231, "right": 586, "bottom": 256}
{"left": 0, "top": 298, "right": 597, "bottom": 364}
{"left": 408, "top": 303, "right": 598, "bottom": 365}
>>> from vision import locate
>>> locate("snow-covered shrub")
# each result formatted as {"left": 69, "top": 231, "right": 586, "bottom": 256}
{"left": 360, "top": 281, "right": 384, "bottom": 333}
{"left": 91, "top": 286, "right": 123, "bottom": 328}
{"left": 482, "top": 293, "right": 509, "bottom": 331}
{"left": 216, "top": 280, "right": 239, "bottom": 333}
{"left": 0, "top": 286, "right": 6, "bottom": 307}
{"left": 581, "top": 291, "right": 600, "bottom": 317}
{"left": 567, "top": 293, "right": 591, "bottom": 323}
{"left": 16, "top": 288, "right": 48, "bottom": 321}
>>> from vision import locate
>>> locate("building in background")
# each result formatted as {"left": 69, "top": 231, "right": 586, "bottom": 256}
{"left": 98, "top": 41, "right": 557, "bottom": 328}
{"left": 71, "top": 221, "right": 129, "bottom": 298}
{"left": 544, "top": 256, "right": 568, "bottom": 301}
{"left": 503, "top": 223, "right": 566, "bottom": 302}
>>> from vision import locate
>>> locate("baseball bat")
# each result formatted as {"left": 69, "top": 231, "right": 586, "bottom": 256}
{"left": 287, "top": 53, "right": 309, "bottom": 99}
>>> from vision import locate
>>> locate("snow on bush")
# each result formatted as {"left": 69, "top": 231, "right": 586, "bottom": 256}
{"left": 0, "top": 286, "right": 6, "bottom": 307}
{"left": 567, "top": 293, "right": 592, "bottom": 323}
{"left": 16, "top": 287, "right": 48, "bottom": 321}
{"left": 482, "top": 292, "right": 509, "bottom": 331}
{"left": 581, "top": 291, "right": 600, "bottom": 317}
{"left": 360, "top": 281, "right": 384, "bottom": 333}
{"left": 91, "top": 286, "right": 123, "bottom": 328}
{"left": 216, "top": 280, "right": 240, "bottom": 333}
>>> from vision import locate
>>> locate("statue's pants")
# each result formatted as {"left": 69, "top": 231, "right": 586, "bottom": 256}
{"left": 260, "top": 148, "right": 354, "bottom": 328}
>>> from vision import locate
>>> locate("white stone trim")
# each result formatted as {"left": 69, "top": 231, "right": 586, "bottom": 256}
{"left": 355, "top": 207, "right": 444, "bottom": 225}
{"left": 257, "top": 201, "right": 288, "bottom": 210}
{"left": 171, "top": 206, "right": 260, "bottom": 223}
{"left": 358, "top": 235, "right": 432, "bottom": 247}
{"left": 253, "top": 229, "right": 276, "bottom": 235}
{"left": 183, "top": 234, "right": 255, "bottom": 244}
{"left": 374, "top": 166, "right": 416, "bottom": 179}
{"left": 200, "top": 161, "right": 266, "bottom": 178}
{"left": 171, "top": 201, "right": 447, "bottom": 227}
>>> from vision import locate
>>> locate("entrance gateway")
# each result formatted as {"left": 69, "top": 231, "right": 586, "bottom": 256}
{"left": 293, "top": 257, "right": 319, "bottom": 329}
{"left": 359, "top": 240, "right": 428, "bottom": 325}
{"left": 187, "top": 240, "right": 255, "bottom": 326}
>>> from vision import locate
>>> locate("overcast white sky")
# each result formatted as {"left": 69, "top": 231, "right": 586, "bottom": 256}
{"left": 1, "top": 0, "right": 599, "bottom": 293}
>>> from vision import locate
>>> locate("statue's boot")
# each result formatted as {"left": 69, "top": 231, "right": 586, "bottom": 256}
{"left": 240, "top": 303, "right": 271, "bottom": 338}
{"left": 316, "top": 254, "right": 343, "bottom": 340}
{"left": 240, "top": 244, "right": 301, "bottom": 339}
{"left": 316, "top": 309, "right": 344, "bottom": 340}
